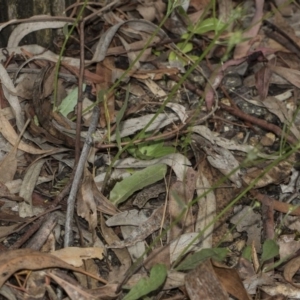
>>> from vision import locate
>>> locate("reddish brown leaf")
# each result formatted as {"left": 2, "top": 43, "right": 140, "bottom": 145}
{"left": 255, "top": 66, "right": 272, "bottom": 100}
{"left": 0, "top": 249, "right": 107, "bottom": 288}
{"left": 185, "top": 259, "right": 229, "bottom": 299}
{"left": 284, "top": 256, "right": 300, "bottom": 288}
{"left": 213, "top": 263, "right": 252, "bottom": 300}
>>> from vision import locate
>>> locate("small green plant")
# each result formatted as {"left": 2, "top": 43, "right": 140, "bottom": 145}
{"left": 242, "top": 239, "right": 280, "bottom": 272}
{"left": 53, "top": 0, "right": 300, "bottom": 298}
{"left": 58, "top": 84, "right": 86, "bottom": 117}
{"left": 125, "top": 133, "right": 176, "bottom": 160}
{"left": 53, "top": 0, "right": 88, "bottom": 110}
{"left": 122, "top": 264, "right": 167, "bottom": 300}
{"left": 175, "top": 247, "right": 228, "bottom": 271}
{"left": 168, "top": 5, "right": 245, "bottom": 65}
{"left": 109, "top": 164, "right": 167, "bottom": 206}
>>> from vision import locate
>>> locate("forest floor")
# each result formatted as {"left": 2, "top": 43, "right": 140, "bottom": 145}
{"left": 1, "top": 0, "right": 300, "bottom": 299}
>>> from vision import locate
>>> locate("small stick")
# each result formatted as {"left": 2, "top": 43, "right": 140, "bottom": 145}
{"left": 64, "top": 106, "right": 100, "bottom": 247}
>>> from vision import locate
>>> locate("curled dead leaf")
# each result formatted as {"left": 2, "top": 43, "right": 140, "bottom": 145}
{"left": 284, "top": 256, "right": 300, "bottom": 288}
{"left": 0, "top": 249, "right": 107, "bottom": 288}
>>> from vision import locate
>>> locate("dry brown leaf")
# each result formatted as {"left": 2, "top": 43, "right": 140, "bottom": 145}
{"left": 133, "top": 181, "right": 167, "bottom": 208}
{"left": 137, "top": 4, "right": 156, "bottom": 22}
{"left": 273, "top": 4, "right": 300, "bottom": 49}
{"left": 16, "top": 73, "right": 38, "bottom": 99}
{"left": 268, "top": 65, "right": 300, "bottom": 88}
{"left": 261, "top": 96, "right": 300, "bottom": 140}
{"left": 185, "top": 259, "right": 229, "bottom": 299}
{"left": 169, "top": 168, "right": 197, "bottom": 241}
{"left": 107, "top": 205, "right": 165, "bottom": 249}
{"left": 51, "top": 247, "right": 104, "bottom": 268}
{"left": 23, "top": 270, "right": 47, "bottom": 298}
{"left": 100, "top": 214, "right": 132, "bottom": 271}
{"left": 7, "top": 20, "right": 68, "bottom": 48}
{"left": 47, "top": 269, "right": 118, "bottom": 300}
{"left": 103, "top": 60, "right": 179, "bottom": 80}
{"left": 277, "top": 52, "right": 300, "bottom": 70}
{"left": 0, "top": 110, "right": 54, "bottom": 155}
{"left": 284, "top": 256, "right": 300, "bottom": 287}
{"left": 190, "top": 0, "right": 211, "bottom": 11}
{"left": 191, "top": 150, "right": 216, "bottom": 246}
{"left": 144, "top": 246, "right": 171, "bottom": 270}
{"left": 19, "top": 159, "right": 46, "bottom": 207}
{"left": 255, "top": 65, "right": 272, "bottom": 100}
{"left": 278, "top": 234, "right": 300, "bottom": 259}
{"left": 0, "top": 117, "right": 31, "bottom": 183}
{"left": 234, "top": 0, "right": 264, "bottom": 59}
{"left": 0, "top": 224, "right": 21, "bottom": 239}
{"left": 97, "top": 58, "right": 115, "bottom": 128}
{"left": 42, "top": 65, "right": 56, "bottom": 98}
{"left": 93, "top": 180, "right": 119, "bottom": 215}
{"left": 218, "top": 0, "right": 232, "bottom": 26}
{"left": 0, "top": 249, "right": 107, "bottom": 288}
{"left": 0, "top": 147, "right": 17, "bottom": 183}
{"left": 118, "top": 35, "right": 143, "bottom": 71}
{"left": 0, "top": 181, "right": 23, "bottom": 201}
{"left": 242, "top": 160, "right": 292, "bottom": 188}
{"left": 213, "top": 263, "right": 252, "bottom": 300}
{"left": 74, "top": 259, "right": 100, "bottom": 289}
{"left": 77, "top": 168, "right": 97, "bottom": 231}
{"left": 261, "top": 282, "right": 300, "bottom": 298}
{"left": 236, "top": 257, "right": 256, "bottom": 281}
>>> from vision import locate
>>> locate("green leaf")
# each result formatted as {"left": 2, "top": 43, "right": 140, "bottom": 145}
{"left": 175, "top": 248, "right": 228, "bottom": 271}
{"left": 181, "top": 33, "right": 189, "bottom": 39}
{"left": 188, "top": 54, "right": 200, "bottom": 62}
{"left": 168, "top": 51, "right": 187, "bottom": 66}
{"left": 152, "top": 49, "right": 161, "bottom": 56}
{"left": 125, "top": 134, "right": 176, "bottom": 160}
{"left": 137, "top": 142, "right": 175, "bottom": 160}
{"left": 58, "top": 84, "right": 86, "bottom": 117}
{"left": 168, "top": 51, "right": 178, "bottom": 62}
{"left": 123, "top": 264, "right": 167, "bottom": 300}
{"left": 242, "top": 245, "right": 252, "bottom": 262}
{"left": 109, "top": 164, "right": 167, "bottom": 205}
{"left": 190, "top": 18, "right": 225, "bottom": 34}
{"left": 177, "top": 42, "right": 193, "bottom": 53}
{"left": 260, "top": 239, "right": 279, "bottom": 265}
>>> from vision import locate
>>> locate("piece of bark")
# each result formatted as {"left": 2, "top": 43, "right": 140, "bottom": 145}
{"left": 185, "top": 259, "right": 228, "bottom": 300}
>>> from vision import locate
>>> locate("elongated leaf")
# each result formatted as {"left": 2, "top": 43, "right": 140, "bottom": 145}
{"left": 189, "top": 18, "right": 225, "bottom": 34}
{"left": 58, "top": 84, "right": 86, "bottom": 117}
{"left": 126, "top": 132, "right": 175, "bottom": 160}
{"left": 110, "top": 164, "right": 167, "bottom": 205}
{"left": 260, "top": 239, "right": 279, "bottom": 265}
{"left": 175, "top": 248, "right": 228, "bottom": 271}
{"left": 137, "top": 142, "right": 175, "bottom": 159}
{"left": 123, "top": 264, "right": 167, "bottom": 300}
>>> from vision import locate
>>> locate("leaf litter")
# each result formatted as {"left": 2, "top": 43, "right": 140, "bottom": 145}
{"left": 1, "top": 0, "right": 300, "bottom": 299}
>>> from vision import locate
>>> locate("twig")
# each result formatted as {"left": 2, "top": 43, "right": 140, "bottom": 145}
{"left": 250, "top": 190, "right": 300, "bottom": 216}
{"left": 64, "top": 106, "right": 100, "bottom": 247}
{"left": 75, "top": 20, "right": 86, "bottom": 163}
{"left": 219, "top": 103, "right": 298, "bottom": 146}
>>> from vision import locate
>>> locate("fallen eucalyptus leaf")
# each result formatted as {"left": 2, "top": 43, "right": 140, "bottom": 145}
{"left": 110, "top": 164, "right": 167, "bottom": 206}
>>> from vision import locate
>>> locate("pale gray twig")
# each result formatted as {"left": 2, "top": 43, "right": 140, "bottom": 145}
{"left": 64, "top": 106, "right": 100, "bottom": 247}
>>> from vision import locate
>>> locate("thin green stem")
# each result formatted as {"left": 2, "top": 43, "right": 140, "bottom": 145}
{"left": 53, "top": 0, "right": 88, "bottom": 111}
